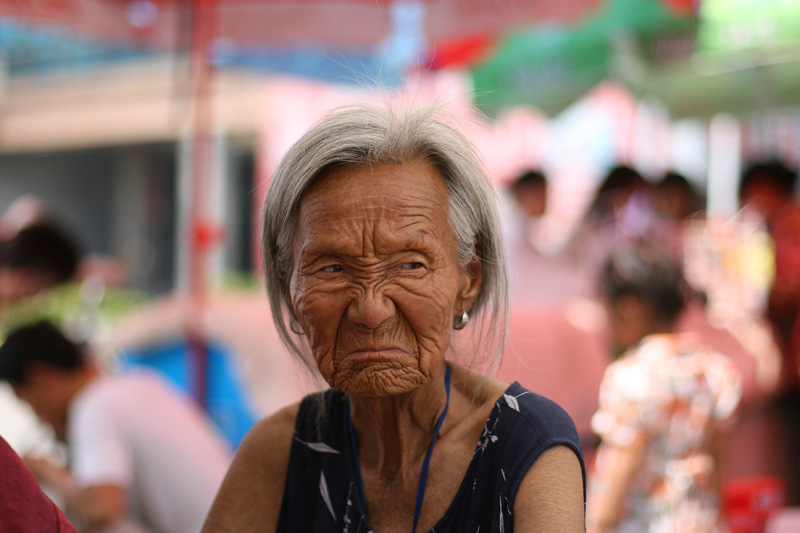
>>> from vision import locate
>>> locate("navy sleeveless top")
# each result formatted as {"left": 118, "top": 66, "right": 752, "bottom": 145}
{"left": 276, "top": 382, "right": 585, "bottom": 532}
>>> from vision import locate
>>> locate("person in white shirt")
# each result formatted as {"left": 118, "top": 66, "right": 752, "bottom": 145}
{"left": 0, "top": 320, "right": 231, "bottom": 533}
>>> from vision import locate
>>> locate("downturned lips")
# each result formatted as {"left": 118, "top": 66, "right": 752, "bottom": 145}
{"left": 344, "top": 346, "right": 412, "bottom": 361}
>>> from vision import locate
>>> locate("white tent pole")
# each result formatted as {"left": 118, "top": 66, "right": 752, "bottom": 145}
{"left": 707, "top": 113, "right": 741, "bottom": 217}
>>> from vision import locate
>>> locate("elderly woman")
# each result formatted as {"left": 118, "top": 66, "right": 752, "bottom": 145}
{"left": 203, "top": 104, "right": 585, "bottom": 532}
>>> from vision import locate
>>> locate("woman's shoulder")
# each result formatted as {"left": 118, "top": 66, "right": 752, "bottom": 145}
{"left": 239, "top": 389, "right": 351, "bottom": 461}
{"left": 227, "top": 399, "right": 303, "bottom": 478}
{"left": 451, "top": 367, "right": 580, "bottom": 446}
{"left": 249, "top": 401, "right": 303, "bottom": 444}
{"left": 472, "top": 381, "right": 584, "bottom": 484}
{"left": 500, "top": 383, "right": 581, "bottom": 443}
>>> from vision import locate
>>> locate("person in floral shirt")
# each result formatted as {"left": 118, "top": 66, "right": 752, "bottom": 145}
{"left": 587, "top": 244, "right": 742, "bottom": 533}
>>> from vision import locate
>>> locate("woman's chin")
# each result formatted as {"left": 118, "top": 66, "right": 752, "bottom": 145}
{"left": 328, "top": 362, "right": 428, "bottom": 397}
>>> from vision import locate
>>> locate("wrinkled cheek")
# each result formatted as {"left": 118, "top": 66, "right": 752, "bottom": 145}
{"left": 298, "top": 307, "right": 342, "bottom": 386}
{"left": 292, "top": 282, "right": 333, "bottom": 353}
{"left": 310, "top": 341, "right": 337, "bottom": 385}
{"left": 415, "top": 333, "right": 450, "bottom": 376}
{"left": 409, "top": 301, "right": 453, "bottom": 374}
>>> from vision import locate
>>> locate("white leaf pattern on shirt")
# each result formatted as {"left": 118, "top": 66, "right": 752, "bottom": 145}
{"left": 295, "top": 436, "right": 341, "bottom": 454}
{"left": 503, "top": 394, "right": 519, "bottom": 411}
{"left": 320, "top": 470, "right": 336, "bottom": 520}
{"left": 476, "top": 415, "right": 500, "bottom": 456}
{"left": 499, "top": 495, "right": 505, "bottom": 533}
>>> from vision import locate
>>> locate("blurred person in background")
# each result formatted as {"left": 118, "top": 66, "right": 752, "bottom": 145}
{"left": 650, "top": 171, "right": 705, "bottom": 261}
{"left": 0, "top": 200, "right": 128, "bottom": 303}
{"left": 0, "top": 320, "right": 231, "bottom": 533}
{"left": 739, "top": 160, "right": 800, "bottom": 504}
{"left": 583, "top": 165, "right": 648, "bottom": 227}
{"left": 587, "top": 243, "right": 741, "bottom": 533}
{"left": 0, "top": 220, "right": 82, "bottom": 306}
{"left": 0, "top": 207, "right": 141, "bottom": 347}
{"left": 0, "top": 215, "right": 138, "bottom": 454}
{"left": 504, "top": 169, "right": 589, "bottom": 304}
{"left": 566, "top": 165, "right": 656, "bottom": 282}
{"left": 653, "top": 171, "right": 704, "bottom": 223}
{"left": 0, "top": 219, "right": 85, "bottom": 478}
{"left": 738, "top": 160, "right": 800, "bottom": 382}
{"left": 511, "top": 169, "right": 548, "bottom": 222}
{"left": 204, "top": 104, "right": 586, "bottom": 532}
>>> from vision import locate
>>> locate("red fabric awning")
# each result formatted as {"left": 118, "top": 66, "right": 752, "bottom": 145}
{"left": 0, "top": 0, "right": 612, "bottom": 51}
{"left": 0, "top": 0, "right": 394, "bottom": 49}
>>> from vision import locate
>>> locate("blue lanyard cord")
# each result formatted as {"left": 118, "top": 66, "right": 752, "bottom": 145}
{"left": 412, "top": 363, "right": 451, "bottom": 533}
{"left": 346, "top": 363, "right": 452, "bottom": 533}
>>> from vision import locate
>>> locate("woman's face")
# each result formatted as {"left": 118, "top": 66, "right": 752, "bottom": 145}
{"left": 288, "top": 161, "right": 482, "bottom": 396}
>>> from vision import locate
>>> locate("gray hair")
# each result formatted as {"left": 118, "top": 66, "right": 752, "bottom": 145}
{"left": 261, "top": 103, "right": 508, "bottom": 376}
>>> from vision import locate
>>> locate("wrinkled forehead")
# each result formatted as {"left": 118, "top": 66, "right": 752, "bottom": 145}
{"left": 292, "top": 161, "right": 455, "bottom": 253}
{"left": 298, "top": 161, "right": 450, "bottom": 219}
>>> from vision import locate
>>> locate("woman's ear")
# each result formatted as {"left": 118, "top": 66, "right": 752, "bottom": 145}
{"left": 457, "top": 255, "right": 483, "bottom": 313}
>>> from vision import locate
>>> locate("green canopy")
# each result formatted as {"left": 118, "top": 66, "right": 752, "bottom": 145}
{"left": 471, "top": 0, "right": 693, "bottom": 117}
{"left": 471, "top": 0, "right": 800, "bottom": 119}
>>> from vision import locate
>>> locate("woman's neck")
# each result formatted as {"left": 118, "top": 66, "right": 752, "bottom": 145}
{"left": 348, "top": 363, "right": 450, "bottom": 477}
{"left": 348, "top": 364, "right": 507, "bottom": 479}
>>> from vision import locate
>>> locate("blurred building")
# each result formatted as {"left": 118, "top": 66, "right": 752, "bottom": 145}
{"left": 0, "top": 27, "right": 261, "bottom": 294}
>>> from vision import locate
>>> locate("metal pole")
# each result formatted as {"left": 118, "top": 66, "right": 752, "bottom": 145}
{"left": 186, "top": 0, "right": 217, "bottom": 407}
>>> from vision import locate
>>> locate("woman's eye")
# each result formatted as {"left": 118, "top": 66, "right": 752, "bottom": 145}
{"left": 322, "top": 265, "right": 343, "bottom": 273}
{"left": 400, "top": 262, "right": 424, "bottom": 270}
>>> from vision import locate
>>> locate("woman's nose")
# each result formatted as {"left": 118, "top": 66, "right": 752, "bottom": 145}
{"left": 347, "top": 286, "right": 395, "bottom": 329}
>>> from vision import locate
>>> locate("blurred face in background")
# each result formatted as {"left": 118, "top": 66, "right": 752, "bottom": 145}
{"left": 514, "top": 182, "right": 547, "bottom": 219}
{"left": 740, "top": 175, "right": 785, "bottom": 221}
{"left": 11, "top": 369, "right": 70, "bottom": 439}
{"left": 0, "top": 267, "right": 52, "bottom": 303}
{"left": 603, "top": 293, "right": 652, "bottom": 352}
{"left": 654, "top": 185, "right": 693, "bottom": 221}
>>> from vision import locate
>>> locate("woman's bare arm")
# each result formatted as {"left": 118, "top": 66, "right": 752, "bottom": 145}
{"left": 202, "top": 402, "right": 299, "bottom": 532}
{"left": 513, "top": 444, "right": 585, "bottom": 532}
